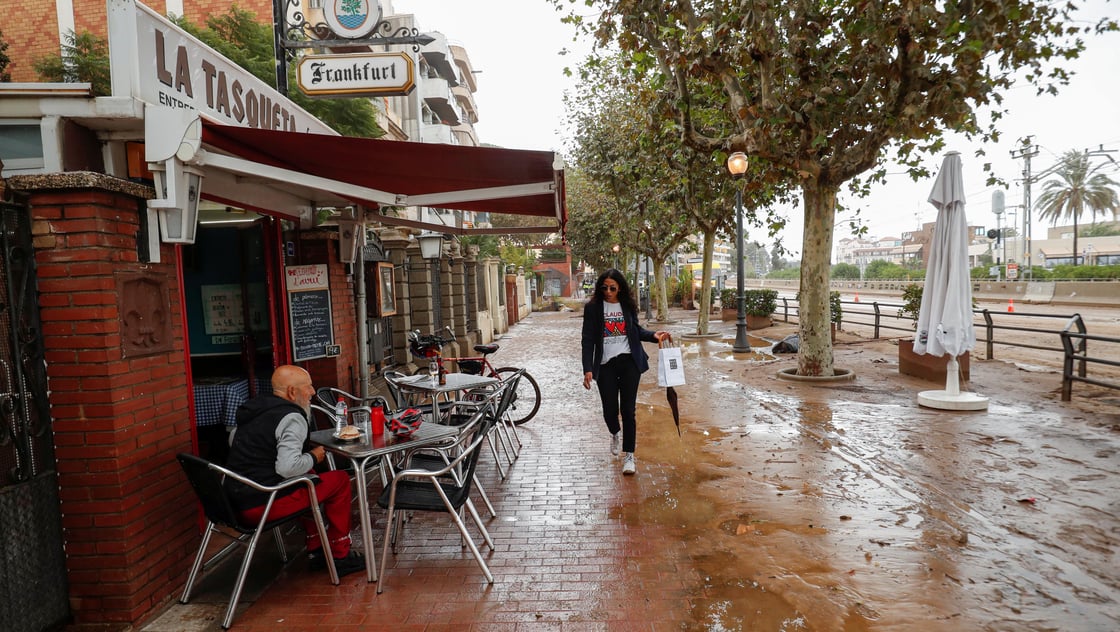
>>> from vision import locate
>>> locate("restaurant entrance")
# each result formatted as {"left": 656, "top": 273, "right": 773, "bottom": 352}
{"left": 182, "top": 214, "right": 288, "bottom": 464}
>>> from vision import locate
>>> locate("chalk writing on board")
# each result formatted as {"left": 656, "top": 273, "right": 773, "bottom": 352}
{"left": 288, "top": 288, "right": 334, "bottom": 362}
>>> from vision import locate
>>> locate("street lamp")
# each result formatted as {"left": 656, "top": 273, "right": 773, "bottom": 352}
{"left": 417, "top": 231, "right": 444, "bottom": 260}
{"left": 612, "top": 244, "right": 620, "bottom": 269}
{"left": 726, "top": 151, "right": 750, "bottom": 353}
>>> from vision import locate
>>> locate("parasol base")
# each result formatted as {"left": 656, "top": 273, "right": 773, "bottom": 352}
{"left": 917, "top": 390, "right": 989, "bottom": 410}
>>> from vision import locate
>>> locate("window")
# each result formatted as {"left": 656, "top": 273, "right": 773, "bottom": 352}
{"left": 0, "top": 121, "right": 45, "bottom": 170}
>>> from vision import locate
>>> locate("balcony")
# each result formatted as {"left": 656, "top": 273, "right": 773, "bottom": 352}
{"left": 421, "top": 79, "right": 460, "bottom": 126}
{"left": 451, "top": 84, "right": 477, "bottom": 123}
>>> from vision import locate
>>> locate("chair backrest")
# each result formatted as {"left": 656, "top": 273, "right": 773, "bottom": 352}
{"left": 456, "top": 407, "right": 502, "bottom": 495}
{"left": 308, "top": 403, "right": 340, "bottom": 432}
{"left": 177, "top": 453, "right": 253, "bottom": 533}
{"left": 315, "top": 386, "right": 361, "bottom": 409}
{"left": 382, "top": 370, "right": 410, "bottom": 409}
{"left": 493, "top": 368, "right": 525, "bottom": 422}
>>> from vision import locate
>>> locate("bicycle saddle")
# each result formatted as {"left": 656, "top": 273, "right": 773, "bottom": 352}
{"left": 473, "top": 344, "right": 499, "bottom": 355}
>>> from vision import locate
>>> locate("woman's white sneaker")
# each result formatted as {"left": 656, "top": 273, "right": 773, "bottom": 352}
{"left": 622, "top": 452, "right": 636, "bottom": 475}
{"left": 610, "top": 432, "right": 621, "bottom": 456}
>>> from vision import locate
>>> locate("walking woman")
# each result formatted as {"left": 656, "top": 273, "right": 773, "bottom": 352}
{"left": 581, "top": 269, "right": 670, "bottom": 474}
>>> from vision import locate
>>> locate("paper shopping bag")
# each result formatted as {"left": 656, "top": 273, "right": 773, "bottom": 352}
{"left": 657, "top": 342, "right": 685, "bottom": 387}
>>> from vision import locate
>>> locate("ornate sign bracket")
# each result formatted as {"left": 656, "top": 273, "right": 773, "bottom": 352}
{"left": 273, "top": 0, "right": 434, "bottom": 95}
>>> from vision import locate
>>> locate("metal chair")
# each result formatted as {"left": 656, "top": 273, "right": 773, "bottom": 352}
{"left": 176, "top": 453, "right": 339, "bottom": 629}
{"left": 375, "top": 399, "right": 501, "bottom": 592}
{"left": 401, "top": 383, "right": 507, "bottom": 517}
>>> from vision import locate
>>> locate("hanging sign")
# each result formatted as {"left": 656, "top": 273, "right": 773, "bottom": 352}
{"left": 296, "top": 52, "right": 415, "bottom": 98}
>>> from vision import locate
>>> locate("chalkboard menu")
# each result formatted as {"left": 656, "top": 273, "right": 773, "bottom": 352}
{"left": 285, "top": 264, "right": 334, "bottom": 362}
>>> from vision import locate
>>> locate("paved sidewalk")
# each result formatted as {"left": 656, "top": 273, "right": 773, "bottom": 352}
{"left": 141, "top": 308, "right": 1120, "bottom": 631}
{"left": 145, "top": 310, "right": 698, "bottom": 631}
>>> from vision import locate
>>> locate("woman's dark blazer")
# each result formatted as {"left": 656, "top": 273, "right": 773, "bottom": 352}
{"left": 581, "top": 300, "right": 659, "bottom": 379}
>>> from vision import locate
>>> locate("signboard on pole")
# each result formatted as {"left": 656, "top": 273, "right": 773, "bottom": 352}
{"left": 296, "top": 52, "right": 415, "bottom": 97}
{"left": 1007, "top": 263, "right": 1019, "bottom": 280}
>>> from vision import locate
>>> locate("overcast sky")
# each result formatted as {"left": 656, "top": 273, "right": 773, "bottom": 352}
{"left": 386, "top": 0, "right": 1120, "bottom": 257}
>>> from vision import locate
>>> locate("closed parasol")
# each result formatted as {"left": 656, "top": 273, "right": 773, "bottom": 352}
{"left": 915, "top": 151, "right": 989, "bottom": 410}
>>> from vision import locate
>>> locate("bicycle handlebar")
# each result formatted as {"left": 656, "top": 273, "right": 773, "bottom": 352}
{"left": 408, "top": 326, "right": 456, "bottom": 356}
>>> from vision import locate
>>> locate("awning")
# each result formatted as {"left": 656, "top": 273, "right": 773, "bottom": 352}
{"left": 194, "top": 120, "right": 565, "bottom": 235}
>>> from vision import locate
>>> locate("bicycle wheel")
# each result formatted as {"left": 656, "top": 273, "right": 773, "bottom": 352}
{"left": 494, "top": 367, "right": 541, "bottom": 425}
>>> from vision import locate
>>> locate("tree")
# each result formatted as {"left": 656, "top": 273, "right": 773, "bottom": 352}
{"left": 1081, "top": 221, "right": 1120, "bottom": 237}
{"left": 175, "top": 8, "right": 381, "bottom": 138}
{"left": 33, "top": 31, "right": 111, "bottom": 95}
{"left": 564, "top": 57, "right": 698, "bottom": 322}
{"left": 555, "top": 0, "right": 1113, "bottom": 376}
{"left": 0, "top": 29, "right": 12, "bottom": 82}
{"left": 1035, "top": 150, "right": 1120, "bottom": 264}
{"left": 831, "top": 263, "right": 860, "bottom": 280}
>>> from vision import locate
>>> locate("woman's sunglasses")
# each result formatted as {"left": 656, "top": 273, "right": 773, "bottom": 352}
{"left": 601, "top": 285, "right": 619, "bottom": 293}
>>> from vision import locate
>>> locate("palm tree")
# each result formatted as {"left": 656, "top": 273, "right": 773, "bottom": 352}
{"left": 1035, "top": 151, "right": 1120, "bottom": 265}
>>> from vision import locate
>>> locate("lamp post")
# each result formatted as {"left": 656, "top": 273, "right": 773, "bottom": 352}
{"left": 612, "top": 244, "right": 620, "bottom": 269}
{"left": 726, "top": 152, "right": 750, "bottom": 353}
{"left": 418, "top": 231, "right": 445, "bottom": 328}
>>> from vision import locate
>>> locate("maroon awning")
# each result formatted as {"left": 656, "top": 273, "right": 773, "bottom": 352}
{"left": 199, "top": 122, "right": 565, "bottom": 234}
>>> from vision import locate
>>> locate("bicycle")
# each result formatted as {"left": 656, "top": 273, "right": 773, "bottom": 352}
{"left": 407, "top": 327, "right": 541, "bottom": 425}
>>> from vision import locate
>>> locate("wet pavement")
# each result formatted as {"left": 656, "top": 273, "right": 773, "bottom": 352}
{"left": 144, "top": 308, "right": 1120, "bottom": 631}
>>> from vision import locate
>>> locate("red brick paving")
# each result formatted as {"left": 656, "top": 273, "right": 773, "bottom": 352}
{"left": 147, "top": 312, "right": 697, "bottom": 631}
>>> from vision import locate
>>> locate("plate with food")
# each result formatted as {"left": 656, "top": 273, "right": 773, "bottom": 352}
{"left": 333, "top": 425, "right": 363, "bottom": 442}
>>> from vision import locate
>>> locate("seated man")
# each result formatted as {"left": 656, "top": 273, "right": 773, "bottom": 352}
{"left": 226, "top": 365, "right": 363, "bottom": 577}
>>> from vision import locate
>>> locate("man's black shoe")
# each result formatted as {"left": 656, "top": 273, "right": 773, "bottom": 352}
{"left": 308, "top": 549, "right": 364, "bottom": 577}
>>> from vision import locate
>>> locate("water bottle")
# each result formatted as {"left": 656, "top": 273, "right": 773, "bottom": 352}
{"left": 334, "top": 397, "right": 347, "bottom": 433}
{"left": 370, "top": 402, "right": 386, "bottom": 437}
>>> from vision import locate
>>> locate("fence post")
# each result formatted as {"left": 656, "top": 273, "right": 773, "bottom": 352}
{"left": 982, "top": 310, "right": 994, "bottom": 359}
{"left": 1059, "top": 327, "right": 1074, "bottom": 402}
{"left": 872, "top": 302, "right": 881, "bottom": 339}
{"left": 1073, "top": 314, "right": 1088, "bottom": 378}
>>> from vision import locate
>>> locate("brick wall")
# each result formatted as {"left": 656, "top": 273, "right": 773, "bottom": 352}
{"left": 28, "top": 183, "right": 196, "bottom": 627}
{"left": 2, "top": 0, "right": 59, "bottom": 82}
{"left": 0, "top": 0, "right": 274, "bottom": 82}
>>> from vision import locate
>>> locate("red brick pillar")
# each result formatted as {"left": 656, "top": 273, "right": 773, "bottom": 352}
{"left": 24, "top": 176, "right": 194, "bottom": 627}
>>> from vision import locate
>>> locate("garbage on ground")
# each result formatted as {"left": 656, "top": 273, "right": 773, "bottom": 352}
{"left": 772, "top": 334, "right": 800, "bottom": 354}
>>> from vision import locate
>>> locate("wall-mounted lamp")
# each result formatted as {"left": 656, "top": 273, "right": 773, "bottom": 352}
{"left": 145, "top": 105, "right": 204, "bottom": 245}
{"left": 147, "top": 159, "right": 204, "bottom": 244}
{"left": 337, "top": 217, "right": 364, "bottom": 264}
{"left": 417, "top": 231, "right": 445, "bottom": 260}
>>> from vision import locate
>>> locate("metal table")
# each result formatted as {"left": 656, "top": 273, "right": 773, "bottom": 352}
{"left": 394, "top": 373, "right": 499, "bottom": 422}
{"left": 309, "top": 423, "right": 460, "bottom": 583}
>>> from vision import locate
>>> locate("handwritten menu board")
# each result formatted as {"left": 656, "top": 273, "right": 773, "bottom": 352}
{"left": 285, "top": 265, "right": 333, "bottom": 362}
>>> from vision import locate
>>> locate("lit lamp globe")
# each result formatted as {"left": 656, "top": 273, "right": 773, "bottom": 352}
{"left": 727, "top": 151, "right": 748, "bottom": 176}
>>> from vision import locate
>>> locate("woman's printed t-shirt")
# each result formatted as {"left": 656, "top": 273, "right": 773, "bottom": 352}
{"left": 600, "top": 301, "right": 631, "bottom": 365}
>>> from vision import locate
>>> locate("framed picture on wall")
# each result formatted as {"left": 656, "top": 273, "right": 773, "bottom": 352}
{"left": 376, "top": 262, "right": 396, "bottom": 316}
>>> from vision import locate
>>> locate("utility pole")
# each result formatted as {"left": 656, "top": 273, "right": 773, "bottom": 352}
{"left": 1011, "top": 138, "right": 1039, "bottom": 281}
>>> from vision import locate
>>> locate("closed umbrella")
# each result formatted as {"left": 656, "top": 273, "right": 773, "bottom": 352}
{"left": 915, "top": 151, "right": 989, "bottom": 410}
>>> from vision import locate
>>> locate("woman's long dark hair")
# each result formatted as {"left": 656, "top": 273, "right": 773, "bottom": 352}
{"left": 591, "top": 269, "right": 637, "bottom": 313}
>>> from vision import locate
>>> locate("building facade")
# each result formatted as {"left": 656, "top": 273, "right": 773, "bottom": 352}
{"left": 0, "top": 2, "right": 562, "bottom": 629}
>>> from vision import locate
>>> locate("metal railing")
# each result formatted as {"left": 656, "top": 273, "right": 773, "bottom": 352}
{"left": 1060, "top": 316, "right": 1120, "bottom": 401}
{"left": 776, "top": 297, "right": 1120, "bottom": 401}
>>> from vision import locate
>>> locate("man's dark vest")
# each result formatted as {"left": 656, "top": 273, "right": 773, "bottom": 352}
{"left": 225, "top": 395, "right": 310, "bottom": 510}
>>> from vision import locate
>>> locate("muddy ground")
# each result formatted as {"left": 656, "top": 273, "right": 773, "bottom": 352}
{"left": 529, "top": 305, "right": 1119, "bottom": 631}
